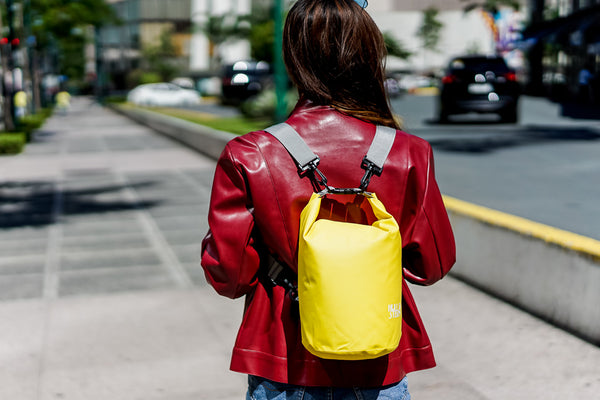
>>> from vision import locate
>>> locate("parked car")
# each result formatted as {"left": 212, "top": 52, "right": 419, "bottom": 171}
{"left": 221, "top": 60, "right": 271, "bottom": 104}
{"left": 127, "top": 83, "right": 201, "bottom": 107}
{"left": 438, "top": 55, "right": 520, "bottom": 123}
{"left": 384, "top": 77, "right": 402, "bottom": 98}
{"left": 170, "top": 77, "right": 195, "bottom": 89}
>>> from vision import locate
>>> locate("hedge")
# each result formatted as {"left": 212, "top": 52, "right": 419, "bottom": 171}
{"left": 0, "top": 132, "right": 26, "bottom": 154}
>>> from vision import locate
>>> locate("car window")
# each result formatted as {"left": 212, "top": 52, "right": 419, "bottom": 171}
{"left": 449, "top": 57, "right": 510, "bottom": 74}
{"left": 166, "top": 83, "right": 181, "bottom": 91}
{"left": 151, "top": 84, "right": 169, "bottom": 91}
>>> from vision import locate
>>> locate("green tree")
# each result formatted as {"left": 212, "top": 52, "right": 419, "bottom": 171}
{"left": 141, "top": 27, "right": 179, "bottom": 82}
{"left": 416, "top": 7, "right": 443, "bottom": 55}
{"left": 383, "top": 32, "right": 412, "bottom": 60}
{"left": 58, "top": 30, "right": 87, "bottom": 79}
{"left": 247, "top": 1, "right": 276, "bottom": 63}
{"left": 30, "top": 0, "right": 118, "bottom": 80}
{"left": 249, "top": 17, "right": 274, "bottom": 63}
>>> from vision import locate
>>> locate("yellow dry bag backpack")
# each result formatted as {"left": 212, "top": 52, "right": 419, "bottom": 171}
{"left": 264, "top": 123, "right": 402, "bottom": 360}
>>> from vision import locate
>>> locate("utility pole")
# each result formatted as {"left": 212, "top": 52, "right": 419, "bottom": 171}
{"left": 2, "top": 0, "right": 16, "bottom": 131}
{"left": 273, "top": 0, "right": 287, "bottom": 123}
{"left": 526, "top": 0, "right": 545, "bottom": 95}
{"left": 22, "top": 0, "right": 38, "bottom": 114}
{"left": 94, "top": 26, "right": 106, "bottom": 101}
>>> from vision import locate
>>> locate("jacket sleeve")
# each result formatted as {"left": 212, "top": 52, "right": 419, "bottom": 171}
{"left": 402, "top": 144, "right": 456, "bottom": 286}
{"left": 201, "top": 143, "right": 260, "bottom": 299}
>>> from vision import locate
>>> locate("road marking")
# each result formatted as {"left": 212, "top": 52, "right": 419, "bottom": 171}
{"left": 114, "top": 171, "right": 194, "bottom": 289}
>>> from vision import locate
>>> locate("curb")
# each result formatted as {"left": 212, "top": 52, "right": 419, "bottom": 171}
{"left": 443, "top": 196, "right": 600, "bottom": 345}
{"left": 443, "top": 196, "right": 600, "bottom": 261}
{"left": 109, "top": 104, "right": 236, "bottom": 160}
{"left": 407, "top": 87, "right": 440, "bottom": 96}
{"left": 110, "top": 103, "right": 600, "bottom": 346}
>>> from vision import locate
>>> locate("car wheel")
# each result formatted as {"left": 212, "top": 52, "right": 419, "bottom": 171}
{"left": 500, "top": 107, "right": 518, "bottom": 123}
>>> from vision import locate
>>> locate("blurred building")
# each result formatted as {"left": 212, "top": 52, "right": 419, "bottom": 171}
{"left": 101, "top": 0, "right": 600, "bottom": 94}
{"left": 368, "top": 0, "right": 527, "bottom": 74}
{"left": 522, "top": 0, "right": 600, "bottom": 101}
{"left": 97, "top": 0, "right": 193, "bottom": 90}
{"left": 190, "top": 0, "right": 252, "bottom": 73}
{"left": 94, "top": 0, "right": 253, "bottom": 90}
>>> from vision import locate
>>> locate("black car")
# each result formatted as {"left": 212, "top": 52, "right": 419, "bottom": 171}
{"left": 221, "top": 60, "right": 271, "bottom": 104}
{"left": 438, "top": 55, "right": 520, "bottom": 123}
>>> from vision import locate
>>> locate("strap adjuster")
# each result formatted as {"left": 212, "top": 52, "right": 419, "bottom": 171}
{"left": 298, "top": 156, "right": 320, "bottom": 173}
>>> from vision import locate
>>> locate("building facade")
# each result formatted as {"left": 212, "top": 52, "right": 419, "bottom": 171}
{"left": 523, "top": 0, "right": 600, "bottom": 100}
{"left": 96, "top": 0, "right": 255, "bottom": 89}
{"left": 190, "top": 0, "right": 252, "bottom": 73}
{"left": 367, "top": 0, "right": 528, "bottom": 73}
{"left": 98, "top": 0, "right": 193, "bottom": 89}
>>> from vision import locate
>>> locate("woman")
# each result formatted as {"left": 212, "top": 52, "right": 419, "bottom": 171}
{"left": 201, "top": 0, "right": 455, "bottom": 398}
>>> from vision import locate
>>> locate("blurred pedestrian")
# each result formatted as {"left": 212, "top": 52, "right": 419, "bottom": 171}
{"left": 56, "top": 90, "right": 71, "bottom": 115}
{"left": 14, "top": 90, "right": 27, "bottom": 120}
{"left": 578, "top": 62, "right": 594, "bottom": 103}
{"left": 201, "top": 0, "right": 455, "bottom": 399}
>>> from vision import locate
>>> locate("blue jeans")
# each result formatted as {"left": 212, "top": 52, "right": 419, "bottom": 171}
{"left": 246, "top": 375, "right": 411, "bottom": 400}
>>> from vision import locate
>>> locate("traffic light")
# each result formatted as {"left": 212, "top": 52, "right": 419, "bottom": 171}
{"left": 0, "top": 37, "right": 20, "bottom": 58}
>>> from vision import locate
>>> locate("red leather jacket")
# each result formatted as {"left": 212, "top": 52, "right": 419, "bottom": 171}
{"left": 201, "top": 100, "right": 455, "bottom": 387}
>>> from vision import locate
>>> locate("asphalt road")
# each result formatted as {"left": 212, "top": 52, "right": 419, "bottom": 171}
{"left": 391, "top": 94, "right": 600, "bottom": 241}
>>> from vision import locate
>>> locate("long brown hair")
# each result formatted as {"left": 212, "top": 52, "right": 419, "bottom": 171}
{"left": 283, "top": 0, "right": 399, "bottom": 128}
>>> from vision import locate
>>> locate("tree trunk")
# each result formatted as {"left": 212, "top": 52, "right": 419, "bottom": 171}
{"left": 31, "top": 49, "right": 41, "bottom": 111}
{"left": 1, "top": 47, "right": 15, "bottom": 132}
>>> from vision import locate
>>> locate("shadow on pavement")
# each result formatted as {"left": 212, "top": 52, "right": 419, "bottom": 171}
{"left": 0, "top": 180, "right": 161, "bottom": 228}
{"left": 424, "top": 117, "right": 506, "bottom": 126}
{"left": 428, "top": 125, "right": 600, "bottom": 154}
{"left": 560, "top": 102, "right": 600, "bottom": 120}
{"left": 30, "top": 129, "right": 60, "bottom": 142}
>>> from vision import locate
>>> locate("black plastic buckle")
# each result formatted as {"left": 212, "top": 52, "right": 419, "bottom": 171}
{"left": 265, "top": 254, "right": 299, "bottom": 303}
{"left": 360, "top": 157, "right": 383, "bottom": 191}
{"left": 265, "top": 255, "right": 284, "bottom": 288}
{"left": 298, "top": 157, "right": 328, "bottom": 192}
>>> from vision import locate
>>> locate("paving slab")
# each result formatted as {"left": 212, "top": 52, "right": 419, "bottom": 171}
{"left": 409, "top": 278, "right": 600, "bottom": 399}
{"left": 2, "top": 277, "right": 599, "bottom": 400}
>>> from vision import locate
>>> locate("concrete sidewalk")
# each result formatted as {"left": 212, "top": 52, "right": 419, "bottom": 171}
{"left": 1, "top": 97, "right": 598, "bottom": 399}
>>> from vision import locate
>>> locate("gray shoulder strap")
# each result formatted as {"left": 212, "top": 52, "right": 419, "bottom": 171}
{"left": 264, "top": 122, "right": 396, "bottom": 171}
{"left": 264, "top": 123, "right": 320, "bottom": 171}
{"left": 365, "top": 125, "right": 396, "bottom": 170}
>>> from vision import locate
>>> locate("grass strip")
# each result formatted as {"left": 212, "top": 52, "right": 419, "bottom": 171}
{"left": 142, "top": 106, "right": 273, "bottom": 135}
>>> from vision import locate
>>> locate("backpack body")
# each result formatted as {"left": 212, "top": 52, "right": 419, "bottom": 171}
{"left": 264, "top": 123, "right": 403, "bottom": 360}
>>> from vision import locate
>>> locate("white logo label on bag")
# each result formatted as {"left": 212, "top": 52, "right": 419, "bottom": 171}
{"left": 388, "top": 303, "right": 402, "bottom": 319}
